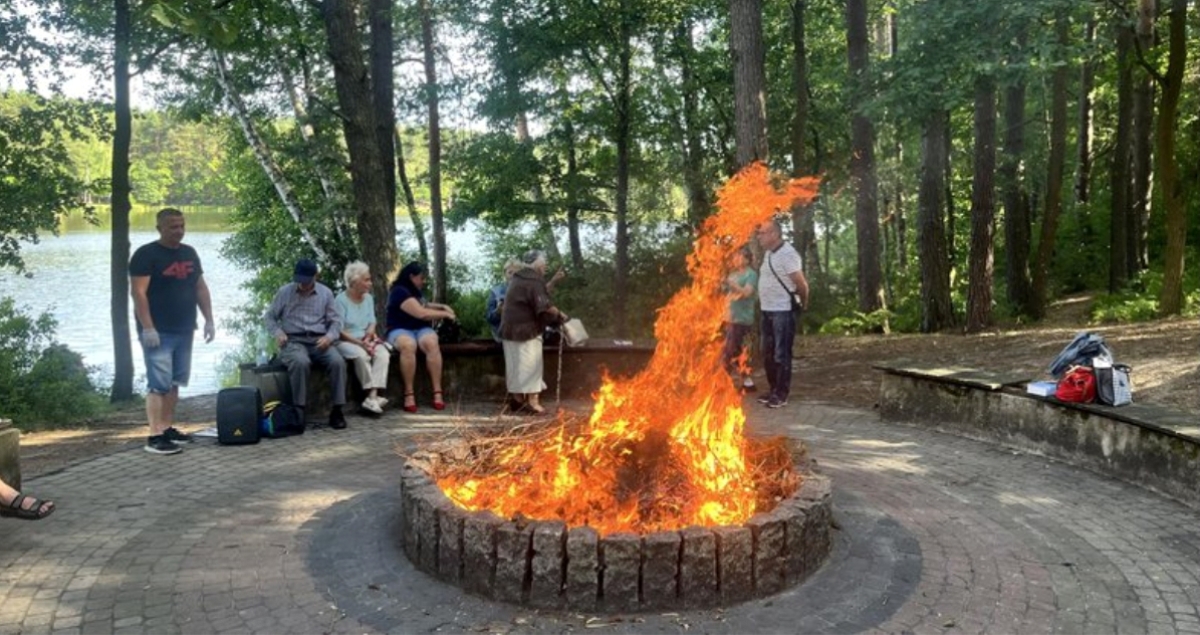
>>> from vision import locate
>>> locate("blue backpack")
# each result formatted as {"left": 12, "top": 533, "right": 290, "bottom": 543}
{"left": 261, "top": 401, "right": 306, "bottom": 438}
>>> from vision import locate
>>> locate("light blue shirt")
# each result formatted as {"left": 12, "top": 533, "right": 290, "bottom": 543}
{"left": 335, "top": 291, "right": 377, "bottom": 340}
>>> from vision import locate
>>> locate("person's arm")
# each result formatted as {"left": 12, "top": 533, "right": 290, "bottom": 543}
{"left": 319, "top": 291, "right": 343, "bottom": 348}
{"left": 728, "top": 275, "right": 754, "bottom": 299}
{"left": 401, "top": 298, "right": 455, "bottom": 322}
{"left": 131, "top": 276, "right": 154, "bottom": 332}
{"left": 264, "top": 288, "right": 288, "bottom": 347}
{"left": 426, "top": 301, "right": 458, "bottom": 320}
{"left": 790, "top": 269, "right": 810, "bottom": 308}
{"left": 196, "top": 275, "right": 215, "bottom": 343}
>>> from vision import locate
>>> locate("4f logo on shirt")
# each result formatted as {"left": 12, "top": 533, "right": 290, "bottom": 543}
{"left": 162, "top": 261, "right": 195, "bottom": 279}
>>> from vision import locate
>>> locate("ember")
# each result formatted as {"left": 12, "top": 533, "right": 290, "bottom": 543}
{"left": 436, "top": 163, "right": 820, "bottom": 535}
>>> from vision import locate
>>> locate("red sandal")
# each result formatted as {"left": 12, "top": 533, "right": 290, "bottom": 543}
{"left": 432, "top": 391, "right": 445, "bottom": 411}
{"left": 402, "top": 392, "right": 417, "bottom": 413}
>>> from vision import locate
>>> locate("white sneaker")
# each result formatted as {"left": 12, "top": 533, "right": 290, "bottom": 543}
{"left": 362, "top": 398, "right": 383, "bottom": 414}
{"left": 374, "top": 396, "right": 389, "bottom": 408}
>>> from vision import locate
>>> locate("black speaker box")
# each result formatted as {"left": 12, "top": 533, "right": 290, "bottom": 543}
{"left": 217, "top": 386, "right": 262, "bottom": 445}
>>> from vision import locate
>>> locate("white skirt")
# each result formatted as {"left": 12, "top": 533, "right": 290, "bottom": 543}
{"left": 503, "top": 337, "right": 547, "bottom": 394}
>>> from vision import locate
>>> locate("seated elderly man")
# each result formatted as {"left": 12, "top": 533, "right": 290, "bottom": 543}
{"left": 264, "top": 258, "right": 349, "bottom": 430}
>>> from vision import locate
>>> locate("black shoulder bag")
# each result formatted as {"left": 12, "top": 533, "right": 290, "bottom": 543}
{"left": 767, "top": 251, "right": 803, "bottom": 314}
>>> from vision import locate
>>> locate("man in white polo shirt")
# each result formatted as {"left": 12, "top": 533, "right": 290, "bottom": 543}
{"left": 755, "top": 219, "right": 809, "bottom": 409}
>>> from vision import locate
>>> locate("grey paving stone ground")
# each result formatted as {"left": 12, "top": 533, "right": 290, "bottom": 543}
{"left": 2, "top": 398, "right": 1200, "bottom": 634}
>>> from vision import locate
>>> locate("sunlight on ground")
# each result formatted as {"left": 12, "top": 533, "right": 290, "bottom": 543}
{"left": 996, "top": 491, "right": 1061, "bottom": 507}
{"left": 846, "top": 455, "right": 928, "bottom": 475}
{"left": 844, "top": 439, "right": 919, "bottom": 449}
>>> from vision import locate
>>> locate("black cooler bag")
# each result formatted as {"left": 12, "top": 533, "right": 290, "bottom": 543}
{"left": 217, "top": 386, "right": 262, "bottom": 445}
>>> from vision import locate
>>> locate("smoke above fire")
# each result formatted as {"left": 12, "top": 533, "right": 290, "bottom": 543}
{"left": 438, "top": 163, "right": 820, "bottom": 535}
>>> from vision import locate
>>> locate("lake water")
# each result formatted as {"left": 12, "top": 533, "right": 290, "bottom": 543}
{"left": 0, "top": 220, "right": 503, "bottom": 397}
{"left": 0, "top": 231, "right": 250, "bottom": 397}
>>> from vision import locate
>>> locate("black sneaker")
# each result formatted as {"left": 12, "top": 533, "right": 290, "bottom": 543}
{"left": 766, "top": 397, "right": 788, "bottom": 409}
{"left": 145, "top": 435, "right": 182, "bottom": 455}
{"left": 756, "top": 394, "right": 772, "bottom": 404}
{"left": 163, "top": 427, "right": 193, "bottom": 443}
{"left": 329, "top": 407, "right": 348, "bottom": 430}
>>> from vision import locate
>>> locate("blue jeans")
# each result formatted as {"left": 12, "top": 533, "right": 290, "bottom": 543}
{"left": 721, "top": 322, "right": 753, "bottom": 374}
{"left": 760, "top": 310, "right": 796, "bottom": 401}
{"left": 142, "top": 331, "right": 194, "bottom": 394}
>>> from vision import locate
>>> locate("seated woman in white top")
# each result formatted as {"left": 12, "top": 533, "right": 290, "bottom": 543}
{"left": 334, "top": 261, "right": 391, "bottom": 414}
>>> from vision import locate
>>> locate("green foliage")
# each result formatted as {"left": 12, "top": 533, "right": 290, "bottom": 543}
{"left": 0, "top": 92, "right": 107, "bottom": 271}
{"left": 450, "top": 290, "right": 490, "bottom": 339}
{"left": 1091, "top": 269, "right": 1200, "bottom": 323}
{"left": 818, "top": 309, "right": 895, "bottom": 336}
{"left": 0, "top": 299, "right": 107, "bottom": 430}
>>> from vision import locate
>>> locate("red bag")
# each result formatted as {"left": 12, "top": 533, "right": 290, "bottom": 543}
{"left": 1055, "top": 366, "right": 1096, "bottom": 403}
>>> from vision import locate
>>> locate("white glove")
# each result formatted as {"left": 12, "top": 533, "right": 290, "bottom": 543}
{"left": 203, "top": 321, "right": 216, "bottom": 343}
{"left": 141, "top": 328, "right": 160, "bottom": 348}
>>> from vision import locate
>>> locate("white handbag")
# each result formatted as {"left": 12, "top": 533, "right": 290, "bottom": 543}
{"left": 561, "top": 318, "right": 589, "bottom": 347}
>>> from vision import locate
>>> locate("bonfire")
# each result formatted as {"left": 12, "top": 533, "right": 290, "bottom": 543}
{"left": 434, "top": 163, "right": 820, "bottom": 535}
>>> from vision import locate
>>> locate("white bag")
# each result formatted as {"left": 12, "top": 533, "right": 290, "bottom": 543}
{"left": 561, "top": 318, "right": 589, "bottom": 347}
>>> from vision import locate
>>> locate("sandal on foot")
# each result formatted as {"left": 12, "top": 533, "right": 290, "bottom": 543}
{"left": 402, "top": 392, "right": 418, "bottom": 413}
{"left": 522, "top": 402, "right": 546, "bottom": 416}
{"left": 432, "top": 391, "right": 446, "bottom": 411}
{"left": 0, "top": 494, "right": 55, "bottom": 521}
{"left": 503, "top": 395, "right": 525, "bottom": 414}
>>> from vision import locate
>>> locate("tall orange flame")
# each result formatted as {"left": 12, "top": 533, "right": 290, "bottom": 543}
{"left": 439, "top": 163, "right": 820, "bottom": 535}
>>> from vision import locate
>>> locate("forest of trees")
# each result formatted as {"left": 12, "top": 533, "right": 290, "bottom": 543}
{"left": 1, "top": 0, "right": 1197, "bottom": 402}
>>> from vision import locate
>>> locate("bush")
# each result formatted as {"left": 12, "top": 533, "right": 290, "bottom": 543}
{"left": 0, "top": 298, "right": 107, "bottom": 430}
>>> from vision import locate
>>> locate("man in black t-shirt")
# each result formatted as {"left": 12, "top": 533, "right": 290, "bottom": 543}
{"left": 130, "top": 208, "right": 215, "bottom": 455}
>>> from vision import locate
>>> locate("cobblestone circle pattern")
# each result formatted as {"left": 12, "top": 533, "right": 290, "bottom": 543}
{"left": 5, "top": 400, "right": 1200, "bottom": 633}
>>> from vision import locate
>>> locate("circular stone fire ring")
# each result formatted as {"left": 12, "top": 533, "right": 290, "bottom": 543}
{"left": 399, "top": 461, "right": 833, "bottom": 612}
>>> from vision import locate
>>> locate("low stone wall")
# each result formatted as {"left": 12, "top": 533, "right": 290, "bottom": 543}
{"left": 242, "top": 338, "right": 655, "bottom": 416}
{"left": 0, "top": 419, "right": 19, "bottom": 490}
{"left": 398, "top": 461, "right": 833, "bottom": 611}
{"left": 878, "top": 366, "right": 1200, "bottom": 508}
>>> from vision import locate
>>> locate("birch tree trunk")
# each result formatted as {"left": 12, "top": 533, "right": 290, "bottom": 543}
{"left": 394, "top": 125, "right": 429, "bottom": 264}
{"left": 213, "top": 51, "right": 330, "bottom": 262}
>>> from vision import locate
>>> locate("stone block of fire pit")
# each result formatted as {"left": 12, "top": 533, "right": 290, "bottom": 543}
{"left": 565, "top": 526, "right": 600, "bottom": 611}
{"left": 461, "top": 511, "right": 499, "bottom": 597}
{"left": 747, "top": 512, "right": 786, "bottom": 594}
{"left": 494, "top": 522, "right": 533, "bottom": 604}
{"left": 641, "top": 531, "right": 682, "bottom": 609}
{"left": 530, "top": 522, "right": 567, "bottom": 609}
{"left": 714, "top": 526, "right": 753, "bottom": 603}
{"left": 679, "top": 527, "right": 718, "bottom": 607}
{"left": 600, "top": 533, "right": 641, "bottom": 612}
{"left": 437, "top": 504, "right": 467, "bottom": 583}
{"left": 415, "top": 493, "right": 444, "bottom": 573}
{"left": 780, "top": 503, "right": 810, "bottom": 585}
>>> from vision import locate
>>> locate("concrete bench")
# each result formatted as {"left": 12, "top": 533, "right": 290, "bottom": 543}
{"left": 0, "top": 418, "right": 20, "bottom": 490}
{"left": 242, "top": 338, "right": 656, "bottom": 416}
{"left": 875, "top": 361, "right": 1200, "bottom": 508}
